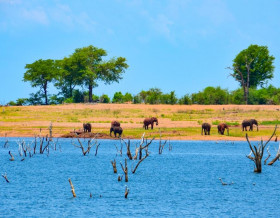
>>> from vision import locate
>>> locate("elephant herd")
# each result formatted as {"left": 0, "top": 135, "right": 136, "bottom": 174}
{"left": 201, "top": 119, "right": 259, "bottom": 135}
{"left": 82, "top": 117, "right": 159, "bottom": 138}
{"left": 83, "top": 117, "right": 258, "bottom": 138}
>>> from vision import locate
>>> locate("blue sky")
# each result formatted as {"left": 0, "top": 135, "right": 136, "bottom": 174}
{"left": 0, "top": 0, "right": 279, "bottom": 103}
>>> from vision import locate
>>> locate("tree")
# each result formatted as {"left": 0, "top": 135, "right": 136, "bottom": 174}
{"left": 24, "top": 59, "right": 58, "bottom": 105}
{"left": 55, "top": 57, "right": 84, "bottom": 99}
{"left": 112, "top": 91, "right": 124, "bottom": 103}
{"left": 146, "top": 88, "right": 162, "bottom": 104}
{"left": 123, "top": 92, "right": 133, "bottom": 102}
{"left": 228, "top": 44, "right": 275, "bottom": 104}
{"left": 70, "top": 45, "right": 128, "bottom": 102}
{"left": 100, "top": 94, "right": 110, "bottom": 103}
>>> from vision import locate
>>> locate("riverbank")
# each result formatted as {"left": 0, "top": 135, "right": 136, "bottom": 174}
{"left": 0, "top": 103, "right": 279, "bottom": 141}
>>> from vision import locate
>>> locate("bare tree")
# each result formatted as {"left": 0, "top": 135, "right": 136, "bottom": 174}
{"left": 111, "top": 159, "right": 117, "bottom": 173}
{"left": 120, "top": 158, "right": 128, "bottom": 182}
{"left": 246, "top": 125, "right": 277, "bottom": 173}
{"left": 72, "top": 136, "right": 99, "bottom": 156}
{"left": 68, "top": 178, "right": 76, "bottom": 197}
{"left": 159, "top": 129, "right": 167, "bottom": 154}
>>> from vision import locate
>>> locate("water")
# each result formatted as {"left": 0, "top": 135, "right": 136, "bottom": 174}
{"left": 1, "top": 138, "right": 280, "bottom": 217}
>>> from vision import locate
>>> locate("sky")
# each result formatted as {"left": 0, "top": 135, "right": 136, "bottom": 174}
{"left": 0, "top": 0, "right": 279, "bottom": 103}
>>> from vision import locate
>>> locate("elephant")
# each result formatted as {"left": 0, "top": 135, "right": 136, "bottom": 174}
{"left": 143, "top": 117, "right": 158, "bottom": 130}
{"left": 242, "top": 119, "right": 258, "bottom": 131}
{"left": 83, "top": 123, "right": 92, "bottom": 132}
{"left": 111, "top": 120, "right": 120, "bottom": 127}
{"left": 217, "top": 123, "right": 229, "bottom": 135}
{"left": 110, "top": 126, "right": 123, "bottom": 138}
{"left": 201, "top": 123, "right": 211, "bottom": 135}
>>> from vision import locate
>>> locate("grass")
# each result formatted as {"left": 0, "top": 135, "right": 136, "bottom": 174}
{"left": 1, "top": 104, "right": 279, "bottom": 140}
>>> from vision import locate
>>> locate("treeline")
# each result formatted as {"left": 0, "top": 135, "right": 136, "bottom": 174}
{"left": 9, "top": 85, "right": 280, "bottom": 106}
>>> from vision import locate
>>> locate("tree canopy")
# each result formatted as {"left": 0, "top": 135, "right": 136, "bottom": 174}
{"left": 228, "top": 44, "right": 275, "bottom": 104}
{"left": 70, "top": 45, "right": 128, "bottom": 102}
{"left": 24, "top": 59, "right": 58, "bottom": 105}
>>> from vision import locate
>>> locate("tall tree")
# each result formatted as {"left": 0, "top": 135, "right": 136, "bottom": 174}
{"left": 227, "top": 44, "right": 275, "bottom": 104}
{"left": 24, "top": 59, "right": 58, "bottom": 105}
{"left": 55, "top": 56, "right": 84, "bottom": 99}
{"left": 71, "top": 45, "right": 128, "bottom": 102}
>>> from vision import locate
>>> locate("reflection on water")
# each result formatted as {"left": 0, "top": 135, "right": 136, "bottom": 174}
{"left": 1, "top": 138, "right": 280, "bottom": 217}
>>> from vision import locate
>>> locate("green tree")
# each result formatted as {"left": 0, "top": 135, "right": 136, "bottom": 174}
{"left": 123, "top": 92, "right": 133, "bottom": 102}
{"left": 55, "top": 57, "right": 84, "bottom": 99}
{"left": 146, "top": 88, "right": 162, "bottom": 104}
{"left": 178, "top": 94, "right": 192, "bottom": 105}
{"left": 24, "top": 59, "right": 58, "bottom": 105}
{"left": 228, "top": 44, "right": 275, "bottom": 104}
{"left": 112, "top": 91, "right": 124, "bottom": 103}
{"left": 100, "top": 94, "right": 110, "bottom": 103}
{"left": 70, "top": 45, "right": 128, "bottom": 102}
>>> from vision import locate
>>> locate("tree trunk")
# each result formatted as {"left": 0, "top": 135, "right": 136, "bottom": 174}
{"left": 43, "top": 82, "right": 48, "bottom": 105}
{"left": 243, "top": 86, "right": 248, "bottom": 105}
{"left": 89, "top": 83, "right": 93, "bottom": 103}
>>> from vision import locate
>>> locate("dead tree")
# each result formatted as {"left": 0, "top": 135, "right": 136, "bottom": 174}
{"left": 3, "top": 133, "right": 8, "bottom": 148}
{"left": 121, "top": 138, "right": 133, "bottom": 160}
{"left": 159, "top": 129, "right": 167, "bottom": 154}
{"left": 111, "top": 159, "right": 117, "bottom": 173}
{"left": 132, "top": 149, "right": 149, "bottom": 174}
{"left": 8, "top": 151, "right": 14, "bottom": 161}
{"left": 268, "top": 143, "right": 280, "bottom": 165}
{"left": 68, "top": 178, "right": 76, "bottom": 197}
{"left": 124, "top": 185, "right": 129, "bottom": 198}
{"left": 246, "top": 125, "right": 277, "bottom": 173}
{"left": 120, "top": 158, "right": 128, "bottom": 182}
{"left": 72, "top": 136, "right": 99, "bottom": 156}
{"left": 2, "top": 173, "right": 9, "bottom": 183}
{"left": 118, "top": 175, "right": 123, "bottom": 181}
{"left": 168, "top": 139, "right": 172, "bottom": 151}
{"left": 264, "top": 146, "right": 271, "bottom": 165}
{"left": 138, "top": 133, "right": 154, "bottom": 160}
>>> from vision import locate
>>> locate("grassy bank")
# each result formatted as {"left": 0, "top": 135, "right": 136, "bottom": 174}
{"left": 0, "top": 104, "right": 279, "bottom": 140}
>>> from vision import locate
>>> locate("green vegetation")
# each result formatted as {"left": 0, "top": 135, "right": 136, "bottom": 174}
{"left": 228, "top": 44, "right": 275, "bottom": 104}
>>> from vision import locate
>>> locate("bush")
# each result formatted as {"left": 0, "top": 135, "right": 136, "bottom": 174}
{"left": 100, "top": 94, "right": 110, "bottom": 103}
{"left": 112, "top": 92, "right": 124, "bottom": 103}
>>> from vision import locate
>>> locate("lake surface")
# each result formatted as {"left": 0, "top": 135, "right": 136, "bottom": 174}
{"left": 1, "top": 137, "right": 280, "bottom": 217}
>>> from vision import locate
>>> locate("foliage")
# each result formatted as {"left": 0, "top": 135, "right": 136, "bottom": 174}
{"left": 100, "top": 94, "right": 110, "bottom": 103}
{"left": 192, "top": 86, "right": 228, "bottom": 105}
{"left": 178, "top": 94, "right": 192, "bottom": 105}
{"left": 231, "top": 44, "right": 275, "bottom": 88}
{"left": 55, "top": 57, "right": 84, "bottom": 98}
{"left": 24, "top": 59, "right": 59, "bottom": 105}
{"left": 123, "top": 92, "right": 133, "bottom": 102}
{"left": 145, "top": 88, "right": 162, "bottom": 104}
{"left": 70, "top": 45, "right": 128, "bottom": 102}
{"left": 229, "top": 44, "right": 275, "bottom": 104}
{"left": 112, "top": 92, "right": 124, "bottom": 103}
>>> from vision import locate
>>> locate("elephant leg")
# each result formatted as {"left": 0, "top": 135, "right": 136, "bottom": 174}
{"left": 151, "top": 124, "right": 153, "bottom": 129}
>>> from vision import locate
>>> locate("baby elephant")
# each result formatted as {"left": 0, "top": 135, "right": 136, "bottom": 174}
{"left": 83, "top": 123, "right": 92, "bottom": 132}
{"left": 201, "top": 123, "right": 211, "bottom": 135}
{"left": 217, "top": 123, "right": 229, "bottom": 135}
{"left": 110, "top": 126, "right": 123, "bottom": 138}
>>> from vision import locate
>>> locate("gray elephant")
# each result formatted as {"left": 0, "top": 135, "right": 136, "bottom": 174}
{"left": 143, "top": 117, "right": 158, "bottom": 130}
{"left": 110, "top": 126, "right": 123, "bottom": 138}
{"left": 242, "top": 119, "right": 258, "bottom": 131}
{"left": 201, "top": 123, "right": 211, "bottom": 135}
{"left": 83, "top": 123, "right": 92, "bottom": 132}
